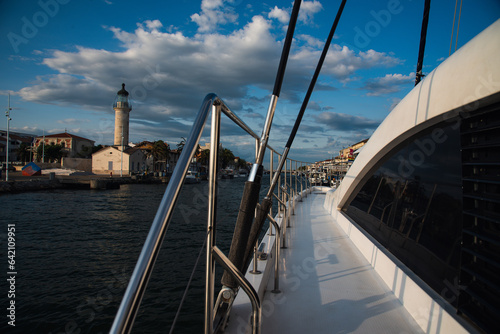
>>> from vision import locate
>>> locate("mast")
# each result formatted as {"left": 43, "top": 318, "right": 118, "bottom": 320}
{"left": 415, "top": 0, "right": 431, "bottom": 85}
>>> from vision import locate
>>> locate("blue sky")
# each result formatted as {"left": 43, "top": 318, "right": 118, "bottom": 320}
{"left": 1, "top": 0, "right": 499, "bottom": 165}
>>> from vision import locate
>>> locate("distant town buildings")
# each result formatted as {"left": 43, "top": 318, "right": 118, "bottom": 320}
{"left": 310, "top": 138, "right": 369, "bottom": 180}
{"left": 0, "top": 130, "right": 35, "bottom": 163}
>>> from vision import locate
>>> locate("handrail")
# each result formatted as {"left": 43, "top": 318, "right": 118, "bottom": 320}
{"left": 213, "top": 246, "right": 261, "bottom": 334}
{"left": 111, "top": 93, "right": 312, "bottom": 334}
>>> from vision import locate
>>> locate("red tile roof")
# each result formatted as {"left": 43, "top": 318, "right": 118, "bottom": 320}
{"left": 37, "top": 132, "right": 94, "bottom": 143}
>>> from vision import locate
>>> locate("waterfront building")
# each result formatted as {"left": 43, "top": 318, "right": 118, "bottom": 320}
{"left": 92, "top": 146, "right": 144, "bottom": 175}
{"left": 0, "top": 131, "right": 35, "bottom": 164}
{"left": 33, "top": 132, "right": 95, "bottom": 160}
{"left": 339, "top": 138, "right": 369, "bottom": 163}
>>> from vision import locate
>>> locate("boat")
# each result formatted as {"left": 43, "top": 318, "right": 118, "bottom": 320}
{"left": 185, "top": 169, "right": 200, "bottom": 184}
{"left": 221, "top": 168, "right": 235, "bottom": 179}
{"left": 110, "top": 2, "right": 500, "bottom": 333}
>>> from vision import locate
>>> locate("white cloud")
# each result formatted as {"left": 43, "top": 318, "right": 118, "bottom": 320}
{"left": 313, "top": 112, "right": 380, "bottom": 131}
{"left": 363, "top": 73, "right": 413, "bottom": 96}
{"left": 18, "top": 74, "right": 113, "bottom": 109}
{"left": 268, "top": 6, "right": 289, "bottom": 24}
{"left": 14, "top": 6, "right": 403, "bottom": 153}
{"left": 299, "top": 0, "right": 323, "bottom": 24}
{"left": 18, "top": 16, "right": 402, "bottom": 115}
{"left": 58, "top": 118, "right": 87, "bottom": 124}
{"left": 286, "top": 44, "right": 401, "bottom": 87}
{"left": 144, "top": 20, "right": 163, "bottom": 31}
{"left": 297, "top": 34, "right": 323, "bottom": 48}
{"left": 191, "top": 0, "right": 238, "bottom": 32}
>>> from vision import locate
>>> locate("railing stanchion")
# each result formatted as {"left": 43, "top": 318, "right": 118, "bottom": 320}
{"left": 213, "top": 247, "right": 261, "bottom": 334}
{"left": 205, "top": 101, "right": 221, "bottom": 334}
{"left": 268, "top": 214, "right": 281, "bottom": 293}
{"left": 249, "top": 240, "right": 262, "bottom": 275}
{"left": 269, "top": 151, "right": 274, "bottom": 236}
{"left": 273, "top": 192, "right": 287, "bottom": 249}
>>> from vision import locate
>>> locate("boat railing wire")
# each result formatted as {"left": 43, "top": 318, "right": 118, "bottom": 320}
{"left": 110, "top": 93, "right": 312, "bottom": 334}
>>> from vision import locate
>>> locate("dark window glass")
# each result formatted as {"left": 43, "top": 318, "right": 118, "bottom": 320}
{"left": 346, "top": 122, "right": 462, "bottom": 304}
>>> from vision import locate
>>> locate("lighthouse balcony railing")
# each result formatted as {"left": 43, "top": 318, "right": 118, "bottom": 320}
{"left": 110, "top": 93, "right": 311, "bottom": 334}
{"left": 113, "top": 101, "right": 131, "bottom": 109}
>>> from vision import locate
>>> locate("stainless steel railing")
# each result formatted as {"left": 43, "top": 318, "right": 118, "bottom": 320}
{"left": 110, "top": 93, "right": 312, "bottom": 334}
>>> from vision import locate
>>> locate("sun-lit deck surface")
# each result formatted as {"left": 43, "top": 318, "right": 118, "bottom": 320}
{"left": 226, "top": 188, "right": 423, "bottom": 334}
{"left": 261, "top": 188, "right": 422, "bottom": 333}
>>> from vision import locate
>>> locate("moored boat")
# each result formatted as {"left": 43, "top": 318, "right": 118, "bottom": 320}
{"left": 185, "top": 169, "right": 200, "bottom": 184}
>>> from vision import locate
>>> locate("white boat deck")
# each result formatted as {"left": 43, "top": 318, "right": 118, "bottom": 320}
{"left": 227, "top": 189, "right": 423, "bottom": 333}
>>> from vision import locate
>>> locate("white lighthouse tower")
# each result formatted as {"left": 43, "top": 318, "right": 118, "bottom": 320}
{"left": 113, "top": 83, "right": 132, "bottom": 148}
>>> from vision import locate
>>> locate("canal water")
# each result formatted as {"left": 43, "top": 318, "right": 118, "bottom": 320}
{"left": 1, "top": 176, "right": 280, "bottom": 333}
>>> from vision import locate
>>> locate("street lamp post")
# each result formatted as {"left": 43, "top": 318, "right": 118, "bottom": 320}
{"left": 5, "top": 94, "right": 12, "bottom": 181}
{"left": 120, "top": 128, "right": 123, "bottom": 177}
{"left": 42, "top": 130, "right": 45, "bottom": 163}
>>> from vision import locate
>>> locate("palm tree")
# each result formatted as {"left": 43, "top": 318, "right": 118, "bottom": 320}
{"left": 177, "top": 137, "right": 186, "bottom": 154}
{"left": 199, "top": 148, "right": 210, "bottom": 166}
{"left": 151, "top": 140, "right": 169, "bottom": 172}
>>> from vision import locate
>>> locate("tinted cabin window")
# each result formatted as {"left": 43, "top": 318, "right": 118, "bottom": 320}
{"left": 346, "top": 122, "right": 463, "bottom": 305}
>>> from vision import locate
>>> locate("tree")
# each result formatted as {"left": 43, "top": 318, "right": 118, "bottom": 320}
{"left": 92, "top": 144, "right": 103, "bottom": 154}
{"left": 221, "top": 148, "right": 234, "bottom": 168}
{"left": 177, "top": 137, "right": 186, "bottom": 154}
{"left": 236, "top": 157, "right": 248, "bottom": 170}
{"left": 37, "top": 143, "right": 64, "bottom": 162}
{"left": 77, "top": 145, "right": 92, "bottom": 158}
{"left": 199, "top": 149, "right": 210, "bottom": 166}
{"left": 152, "top": 140, "right": 169, "bottom": 171}
{"left": 16, "top": 142, "right": 31, "bottom": 163}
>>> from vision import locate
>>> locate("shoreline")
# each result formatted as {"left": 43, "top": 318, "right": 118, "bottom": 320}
{"left": 0, "top": 172, "right": 167, "bottom": 194}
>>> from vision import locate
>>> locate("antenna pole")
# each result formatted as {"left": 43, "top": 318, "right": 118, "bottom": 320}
{"left": 5, "top": 94, "right": 12, "bottom": 181}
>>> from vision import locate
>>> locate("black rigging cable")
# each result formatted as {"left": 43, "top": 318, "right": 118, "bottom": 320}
{"left": 415, "top": 0, "right": 431, "bottom": 86}
{"left": 242, "top": 0, "right": 348, "bottom": 276}
{"left": 221, "top": 0, "right": 302, "bottom": 290}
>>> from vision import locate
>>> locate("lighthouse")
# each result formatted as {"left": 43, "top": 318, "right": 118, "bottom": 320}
{"left": 113, "top": 83, "right": 132, "bottom": 148}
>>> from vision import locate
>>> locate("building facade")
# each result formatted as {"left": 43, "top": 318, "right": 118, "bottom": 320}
{"left": 33, "top": 132, "right": 95, "bottom": 161}
{"left": 0, "top": 131, "right": 35, "bottom": 164}
{"left": 92, "top": 146, "right": 145, "bottom": 175}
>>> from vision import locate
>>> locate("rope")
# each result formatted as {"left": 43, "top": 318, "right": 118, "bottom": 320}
{"left": 449, "top": 0, "right": 458, "bottom": 56}
{"left": 455, "top": 0, "right": 463, "bottom": 52}
{"left": 169, "top": 230, "right": 208, "bottom": 334}
{"left": 168, "top": 205, "right": 238, "bottom": 333}
{"left": 449, "top": 0, "right": 463, "bottom": 55}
